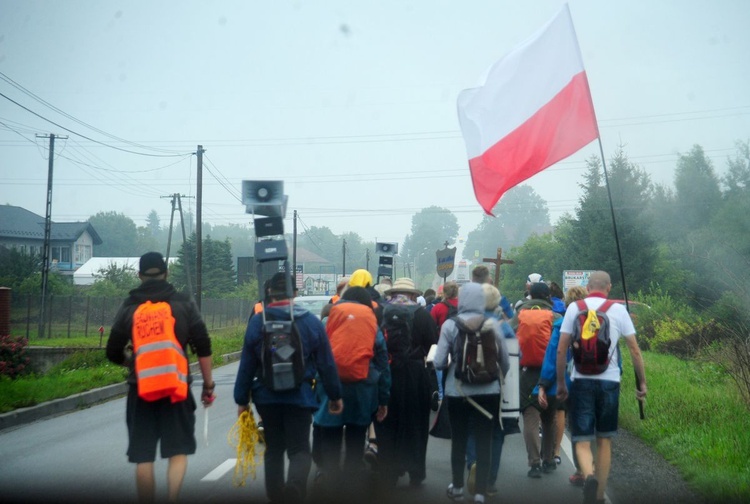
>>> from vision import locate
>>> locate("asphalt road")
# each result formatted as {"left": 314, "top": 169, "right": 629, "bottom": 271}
{"left": 0, "top": 360, "right": 701, "bottom": 504}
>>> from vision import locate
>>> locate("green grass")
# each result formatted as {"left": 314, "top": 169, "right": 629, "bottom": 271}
{"left": 0, "top": 326, "right": 246, "bottom": 414}
{"left": 620, "top": 350, "right": 750, "bottom": 503}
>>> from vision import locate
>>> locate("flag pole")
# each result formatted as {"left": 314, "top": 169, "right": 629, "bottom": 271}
{"left": 596, "top": 137, "right": 644, "bottom": 420}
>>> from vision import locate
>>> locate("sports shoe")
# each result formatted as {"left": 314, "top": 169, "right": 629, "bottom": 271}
{"left": 446, "top": 483, "right": 464, "bottom": 500}
{"left": 554, "top": 455, "right": 562, "bottom": 465}
{"left": 542, "top": 460, "right": 557, "bottom": 473}
{"left": 583, "top": 475, "right": 599, "bottom": 504}
{"left": 473, "top": 494, "right": 485, "bottom": 503}
{"left": 466, "top": 462, "right": 477, "bottom": 495}
{"left": 363, "top": 444, "right": 378, "bottom": 469}
{"left": 431, "top": 390, "right": 440, "bottom": 411}
{"left": 486, "top": 485, "right": 498, "bottom": 497}
{"left": 527, "top": 464, "right": 542, "bottom": 478}
{"left": 569, "top": 472, "right": 585, "bottom": 487}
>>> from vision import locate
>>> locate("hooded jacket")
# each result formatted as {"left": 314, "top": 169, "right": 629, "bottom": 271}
{"left": 433, "top": 283, "right": 510, "bottom": 397}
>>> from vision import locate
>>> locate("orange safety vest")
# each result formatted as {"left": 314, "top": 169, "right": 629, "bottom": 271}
{"left": 326, "top": 301, "right": 377, "bottom": 382}
{"left": 330, "top": 295, "right": 340, "bottom": 304}
{"left": 132, "top": 301, "right": 188, "bottom": 403}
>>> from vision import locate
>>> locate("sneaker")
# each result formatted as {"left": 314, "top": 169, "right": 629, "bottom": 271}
{"left": 554, "top": 455, "right": 562, "bottom": 465}
{"left": 583, "top": 476, "right": 599, "bottom": 504}
{"left": 431, "top": 390, "right": 440, "bottom": 411}
{"left": 569, "top": 472, "right": 585, "bottom": 487}
{"left": 486, "top": 486, "right": 498, "bottom": 497}
{"left": 542, "top": 460, "right": 557, "bottom": 473}
{"left": 527, "top": 464, "right": 542, "bottom": 478}
{"left": 363, "top": 444, "right": 378, "bottom": 469}
{"left": 466, "top": 462, "right": 477, "bottom": 495}
{"left": 473, "top": 495, "right": 485, "bottom": 503}
{"left": 446, "top": 483, "right": 464, "bottom": 500}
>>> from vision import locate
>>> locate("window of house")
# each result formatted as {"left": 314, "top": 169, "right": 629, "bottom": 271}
{"left": 52, "top": 246, "right": 71, "bottom": 263}
{"left": 74, "top": 244, "right": 91, "bottom": 263}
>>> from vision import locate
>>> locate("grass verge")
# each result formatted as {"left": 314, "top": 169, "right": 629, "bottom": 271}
{"left": 620, "top": 350, "right": 750, "bottom": 503}
{"left": 1, "top": 326, "right": 245, "bottom": 414}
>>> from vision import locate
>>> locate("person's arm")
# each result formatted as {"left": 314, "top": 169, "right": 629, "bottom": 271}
{"left": 623, "top": 334, "right": 647, "bottom": 401}
{"left": 374, "top": 331, "right": 390, "bottom": 422}
{"left": 433, "top": 320, "right": 453, "bottom": 371}
{"left": 538, "top": 322, "right": 561, "bottom": 391}
{"left": 234, "top": 317, "right": 261, "bottom": 414}
{"left": 556, "top": 331, "right": 571, "bottom": 402}
{"left": 105, "top": 302, "right": 131, "bottom": 366}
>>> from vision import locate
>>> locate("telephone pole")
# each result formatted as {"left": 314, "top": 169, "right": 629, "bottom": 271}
{"left": 195, "top": 145, "right": 205, "bottom": 309}
{"left": 36, "top": 133, "right": 66, "bottom": 338}
{"left": 342, "top": 238, "right": 347, "bottom": 276}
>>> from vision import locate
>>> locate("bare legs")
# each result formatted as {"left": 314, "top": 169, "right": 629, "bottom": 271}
{"left": 135, "top": 455, "right": 188, "bottom": 503}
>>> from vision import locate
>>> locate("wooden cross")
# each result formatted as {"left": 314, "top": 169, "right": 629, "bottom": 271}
{"left": 483, "top": 247, "right": 514, "bottom": 288}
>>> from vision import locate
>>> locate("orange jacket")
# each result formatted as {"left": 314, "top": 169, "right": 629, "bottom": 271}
{"left": 132, "top": 301, "right": 188, "bottom": 403}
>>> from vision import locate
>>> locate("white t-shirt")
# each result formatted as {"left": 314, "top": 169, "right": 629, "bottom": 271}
{"left": 560, "top": 296, "right": 636, "bottom": 383}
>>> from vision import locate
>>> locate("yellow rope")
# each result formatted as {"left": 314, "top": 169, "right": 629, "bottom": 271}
{"left": 227, "top": 409, "right": 265, "bottom": 487}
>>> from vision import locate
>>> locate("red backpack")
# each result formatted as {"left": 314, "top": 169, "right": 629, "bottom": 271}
{"left": 571, "top": 299, "right": 616, "bottom": 375}
{"left": 516, "top": 306, "right": 553, "bottom": 367}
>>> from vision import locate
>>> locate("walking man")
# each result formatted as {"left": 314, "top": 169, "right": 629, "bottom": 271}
{"left": 556, "top": 271, "right": 647, "bottom": 504}
{"left": 234, "top": 272, "right": 343, "bottom": 503}
{"left": 107, "top": 252, "right": 215, "bottom": 503}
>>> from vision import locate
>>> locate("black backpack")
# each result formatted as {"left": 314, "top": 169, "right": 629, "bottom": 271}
{"left": 453, "top": 317, "right": 500, "bottom": 385}
{"left": 381, "top": 304, "right": 419, "bottom": 365}
{"left": 260, "top": 314, "right": 306, "bottom": 392}
{"left": 571, "top": 299, "right": 616, "bottom": 375}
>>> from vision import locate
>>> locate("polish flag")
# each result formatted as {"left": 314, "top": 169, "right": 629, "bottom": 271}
{"left": 458, "top": 4, "right": 599, "bottom": 214}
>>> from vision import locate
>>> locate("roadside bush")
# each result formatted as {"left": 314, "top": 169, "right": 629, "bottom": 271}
{"left": 651, "top": 317, "right": 721, "bottom": 357}
{"left": 0, "top": 334, "right": 30, "bottom": 379}
{"left": 634, "top": 287, "right": 697, "bottom": 350}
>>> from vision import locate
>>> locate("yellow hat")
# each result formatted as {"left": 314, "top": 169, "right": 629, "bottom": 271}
{"left": 348, "top": 269, "right": 373, "bottom": 288}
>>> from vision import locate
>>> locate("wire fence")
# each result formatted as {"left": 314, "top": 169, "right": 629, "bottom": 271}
{"left": 8, "top": 293, "right": 252, "bottom": 341}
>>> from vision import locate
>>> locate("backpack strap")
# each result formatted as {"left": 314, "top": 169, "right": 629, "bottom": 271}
{"left": 598, "top": 299, "right": 616, "bottom": 313}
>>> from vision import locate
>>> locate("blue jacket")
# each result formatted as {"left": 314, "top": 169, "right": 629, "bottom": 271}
{"left": 234, "top": 301, "right": 342, "bottom": 409}
{"left": 533, "top": 317, "right": 570, "bottom": 397}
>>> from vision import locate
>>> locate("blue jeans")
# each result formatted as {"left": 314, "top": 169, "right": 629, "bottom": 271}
{"left": 466, "top": 416, "right": 505, "bottom": 486}
{"left": 569, "top": 378, "right": 620, "bottom": 442}
{"left": 436, "top": 369, "right": 444, "bottom": 399}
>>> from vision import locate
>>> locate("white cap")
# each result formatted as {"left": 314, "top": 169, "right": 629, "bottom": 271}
{"left": 527, "top": 273, "right": 543, "bottom": 284}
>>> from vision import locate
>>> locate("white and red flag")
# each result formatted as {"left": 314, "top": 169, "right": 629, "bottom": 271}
{"left": 458, "top": 4, "right": 599, "bottom": 214}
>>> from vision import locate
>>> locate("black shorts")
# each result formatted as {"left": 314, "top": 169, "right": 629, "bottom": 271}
{"left": 126, "top": 385, "right": 197, "bottom": 463}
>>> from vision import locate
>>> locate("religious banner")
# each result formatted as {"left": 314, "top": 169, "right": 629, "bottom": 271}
{"left": 436, "top": 246, "right": 457, "bottom": 279}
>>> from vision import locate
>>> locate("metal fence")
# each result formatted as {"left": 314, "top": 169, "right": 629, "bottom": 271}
{"left": 8, "top": 293, "right": 252, "bottom": 341}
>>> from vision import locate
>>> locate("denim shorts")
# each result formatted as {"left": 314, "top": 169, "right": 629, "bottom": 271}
{"left": 569, "top": 378, "right": 620, "bottom": 442}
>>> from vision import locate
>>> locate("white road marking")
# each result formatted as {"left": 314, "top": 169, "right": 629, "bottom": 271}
{"left": 201, "top": 459, "right": 236, "bottom": 482}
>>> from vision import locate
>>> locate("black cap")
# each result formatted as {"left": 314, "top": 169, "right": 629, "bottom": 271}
{"left": 529, "top": 281, "right": 551, "bottom": 300}
{"left": 139, "top": 252, "right": 168, "bottom": 276}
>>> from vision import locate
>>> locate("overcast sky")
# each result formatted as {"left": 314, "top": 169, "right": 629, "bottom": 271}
{"left": 1, "top": 0, "right": 748, "bottom": 250}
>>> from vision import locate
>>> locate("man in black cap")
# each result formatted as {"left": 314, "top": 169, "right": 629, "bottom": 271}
{"left": 106, "top": 252, "right": 214, "bottom": 503}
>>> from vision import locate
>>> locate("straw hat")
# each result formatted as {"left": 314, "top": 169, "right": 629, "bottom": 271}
{"left": 385, "top": 277, "right": 422, "bottom": 296}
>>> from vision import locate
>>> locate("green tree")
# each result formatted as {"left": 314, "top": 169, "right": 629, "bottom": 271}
{"left": 84, "top": 262, "right": 140, "bottom": 298}
{"left": 556, "top": 149, "right": 657, "bottom": 296}
{"left": 146, "top": 210, "right": 160, "bottom": 237}
{"left": 89, "top": 211, "right": 141, "bottom": 257}
{"left": 0, "top": 248, "right": 41, "bottom": 290}
{"left": 170, "top": 234, "right": 236, "bottom": 298}
{"left": 463, "top": 184, "right": 551, "bottom": 262}
{"left": 402, "top": 206, "right": 459, "bottom": 286}
{"left": 673, "top": 145, "right": 722, "bottom": 232}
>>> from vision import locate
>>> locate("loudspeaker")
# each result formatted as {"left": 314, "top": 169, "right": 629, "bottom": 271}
{"left": 243, "top": 180, "right": 288, "bottom": 218}
{"left": 377, "top": 265, "right": 393, "bottom": 277}
{"left": 378, "top": 256, "right": 393, "bottom": 266}
{"left": 254, "top": 239, "right": 289, "bottom": 263}
{"left": 375, "top": 242, "right": 398, "bottom": 255}
{"left": 254, "top": 217, "right": 284, "bottom": 237}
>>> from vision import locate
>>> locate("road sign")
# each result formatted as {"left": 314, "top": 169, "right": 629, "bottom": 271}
{"left": 563, "top": 270, "right": 594, "bottom": 292}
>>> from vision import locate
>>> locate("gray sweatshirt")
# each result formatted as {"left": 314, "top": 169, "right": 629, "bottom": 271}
{"left": 434, "top": 282, "right": 510, "bottom": 397}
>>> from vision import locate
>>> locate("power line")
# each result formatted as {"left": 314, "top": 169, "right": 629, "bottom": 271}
{"left": 0, "top": 90, "right": 190, "bottom": 158}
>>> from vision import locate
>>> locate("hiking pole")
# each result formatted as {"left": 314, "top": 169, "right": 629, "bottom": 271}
{"left": 635, "top": 371, "right": 645, "bottom": 420}
{"left": 204, "top": 407, "right": 210, "bottom": 446}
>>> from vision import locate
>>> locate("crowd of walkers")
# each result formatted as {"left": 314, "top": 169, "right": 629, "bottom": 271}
{"left": 106, "top": 252, "right": 647, "bottom": 504}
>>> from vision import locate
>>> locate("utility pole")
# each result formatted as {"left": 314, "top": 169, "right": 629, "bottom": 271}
{"left": 293, "top": 210, "right": 298, "bottom": 280}
{"left": 366, "top": 248, "right": 370, "bottom": 270}
{"left": 162, "top": 194, "right": 177, "bottom": 262}
{"left": 36, "top": 133, "right": 66, "bottom": 339}
{"left": 342, "top": 238, "right": 347, "bottom": 276}
{"left": 195, "top": 145, "right": 205, "bottom": 310}
{"left": 176, "top": 194, "right": 194, "bottom": 297}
